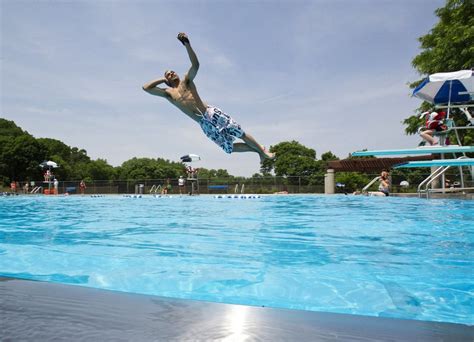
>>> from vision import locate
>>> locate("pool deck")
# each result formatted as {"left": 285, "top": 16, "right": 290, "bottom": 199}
{"left": 1, "top": 277, "right": 472, "bottom": 341}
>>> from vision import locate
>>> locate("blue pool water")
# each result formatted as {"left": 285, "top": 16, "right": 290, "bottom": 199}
{"left": 0, "top": 195, "right": 472, "bottom": 325}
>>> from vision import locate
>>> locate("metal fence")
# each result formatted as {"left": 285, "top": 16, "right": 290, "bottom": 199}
{"left": 4, "top": 172, "right": 471, "bottom": 195}
{"left": 30, "top": 178, "right": 325, "bottom": 195}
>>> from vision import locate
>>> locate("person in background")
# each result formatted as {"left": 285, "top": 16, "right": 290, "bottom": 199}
{"left": 10, "top": 181, "right": 17, "bottom": 193}
{"left": 44, "top": 170, "right": 51, "bottom": 182}
{"left": 79, "top": 180, "right": 86, "bottom": 195}
{"left": 23, "top": 182, "right": 30, "bottom": 194}
{"left": 161, "top": 178, "right": 172, "bottom": 194}
{"left": 186, "top": 165, "right": 199, "bottom": 179}
{"left": 376, "top": 170, "right": 391, "bottom": 196}
{"left": 419, "top": 111, "right": 447, "bottom": 146}
{"left": 53, "top": 178, "right": 59, "bottom": 195}
{"left": 178, "top": 176, "right": 185, "bottom": 194}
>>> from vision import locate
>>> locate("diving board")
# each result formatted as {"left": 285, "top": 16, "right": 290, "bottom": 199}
{"left": 352, "top": 145, "right": 474, "bottom": 157}
{"left": 394, "top": 158, "right": 474, "bottom": 168}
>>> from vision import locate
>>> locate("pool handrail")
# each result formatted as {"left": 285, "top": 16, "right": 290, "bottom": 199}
{"left": 362, "top": 176, "right": 381, "bottom": 193}
{"left": 415, "top": 156, "right": 472, "bottom": 198}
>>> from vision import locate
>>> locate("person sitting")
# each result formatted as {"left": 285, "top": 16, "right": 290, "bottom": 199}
{"left": 376, "top": 170, "right": 390, "bottom": 196}
{"left": 418, "top": 111, "right": 447, "bottom": 146}
{"left": 44, "top": 170, "right": 51, "bottom": 182}
{"left": 353, "top": 170, "right": 391, "bottom": 197}
{"left": 186, "top": 165, "right": 199, "bottom": 179}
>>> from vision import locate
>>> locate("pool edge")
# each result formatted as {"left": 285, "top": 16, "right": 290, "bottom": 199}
{"left": 1, "top": 277, "right": 472, "bottom": 341}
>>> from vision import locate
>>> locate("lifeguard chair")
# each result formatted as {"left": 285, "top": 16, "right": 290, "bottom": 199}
{"left": 180, "top": 154, "right": 201, "bottom": 195}
{"left": 39, "top": 160, "right": 59, "bottom": 195}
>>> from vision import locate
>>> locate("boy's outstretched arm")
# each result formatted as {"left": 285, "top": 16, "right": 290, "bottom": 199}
{"left": 178, "top": 33, "right": 199, "bottom": 83}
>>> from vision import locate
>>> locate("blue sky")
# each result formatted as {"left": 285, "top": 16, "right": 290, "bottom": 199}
{"left": 1, "top": 0, "right": 445, "bottom": 176}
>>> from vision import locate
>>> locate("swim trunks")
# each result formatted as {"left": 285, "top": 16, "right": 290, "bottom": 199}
{"left": 200, "top": 106, "right": 244, "bottom": 153}
{"left": 378, "top": 186, "right": 390, "bottom": 196}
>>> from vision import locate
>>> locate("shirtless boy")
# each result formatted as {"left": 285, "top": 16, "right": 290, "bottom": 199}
{"left": 143, "top": 33, "right": 274, "bottom": 162}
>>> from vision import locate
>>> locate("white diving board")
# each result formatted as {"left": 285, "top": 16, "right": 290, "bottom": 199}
{"left": 352, "top": 145, "right": 474, "bottom": 157}
{"left": 394, "top": 158, "right": 474, "bottom": 168}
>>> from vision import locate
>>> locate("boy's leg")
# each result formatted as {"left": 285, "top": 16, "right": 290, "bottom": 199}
{"left": 239, "top": 133, "right": 274, "bottom": 160}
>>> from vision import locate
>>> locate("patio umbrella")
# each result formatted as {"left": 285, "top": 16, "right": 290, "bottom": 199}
{"left": 180, "top": 154, "right": 201, "bottom": 163}
{"left": 412, "top": 70, "right": 473, "bottom": 105}
{"left": 39, "top": 160, "right": 59, "bottom": 169}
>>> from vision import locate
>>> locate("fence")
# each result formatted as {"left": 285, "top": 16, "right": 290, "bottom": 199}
{"left": 3, "top": 172, "right": 471, "bottom": 195}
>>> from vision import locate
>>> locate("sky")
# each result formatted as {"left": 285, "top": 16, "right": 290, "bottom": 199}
{"left": 1, "top": 0, "right": 446, "bottom": 176}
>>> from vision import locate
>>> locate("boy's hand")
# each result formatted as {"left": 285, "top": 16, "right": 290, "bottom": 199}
{"left": 177, "top": 32, "right": 190, "bottom": 45}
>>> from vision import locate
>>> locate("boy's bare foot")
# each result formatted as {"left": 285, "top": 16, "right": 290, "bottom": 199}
{"left": 260, "top": 146, "right": 275, "bottom": 162}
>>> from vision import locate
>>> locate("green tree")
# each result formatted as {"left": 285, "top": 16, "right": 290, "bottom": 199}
{"left": 262, "top": 141, "right": 319, "bottom": 184}
{"left": 404, "top": 0, "right": 474, "bottom": 145}
{"left": 118, "top": 157, "right": 183, "bottom": 180}
{"left": 1, "top": 134, "right": 46, "bottom": 182}
{"left": 335, "top": 172, "right": 371, "bottom": 193}
{"left": 37, "top": 138, "right": 72, "bottom": 161}
{"left": 86, "top": 159, "right": 116, "bottom": 180}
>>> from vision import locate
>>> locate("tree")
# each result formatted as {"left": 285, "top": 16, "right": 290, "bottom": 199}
{"left": 37, "top": 138, "right": 72, "bottom": 161}
{"left": 118, "top": 157, "right": 183, "bottom": 180}
{"left": 262, "top": 141, "right": 319, "bottom": 184}
{"left": 86, "top": 159, "right": 116, "bottom": 180}
{"left": 335, "top": 172, "right": 371, "bottom": 193}
{"left": 404, "top": 0, "right": 474, "bottom": 145}
{"left": 1, "top": 135, "right": 46, "bottom": 182}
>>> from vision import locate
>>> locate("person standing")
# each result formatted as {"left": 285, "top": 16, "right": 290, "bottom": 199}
{"left": 53, "top": 178, "right": 59, "bottom": 195}
{"left": 79, "top": 180, "right": 86, "bottom": 195}
{"left": 178, "top": 176, "right": 185, "bottom": 194}
{"left": 10, "top": 181, "right": 17, "bottom": 193}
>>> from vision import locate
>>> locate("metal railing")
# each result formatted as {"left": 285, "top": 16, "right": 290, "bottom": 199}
{"left": 417, "top": 156, "right": 472, "bottom": 198}
{"left": 362, "top": 176, "right": 381, "bottom": 193}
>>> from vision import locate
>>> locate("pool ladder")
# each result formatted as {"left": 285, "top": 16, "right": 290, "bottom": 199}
{"left": 149, "top": 184, "right": 161, "bottom": 194}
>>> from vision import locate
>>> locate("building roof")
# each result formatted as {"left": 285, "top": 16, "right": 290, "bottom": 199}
{"left": 327, "top": 155, "right": 436, "bottom": 172}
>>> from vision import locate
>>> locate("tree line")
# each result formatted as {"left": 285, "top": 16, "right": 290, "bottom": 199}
{"left": 0, "top": 118, "right": 341, "bottom": 184}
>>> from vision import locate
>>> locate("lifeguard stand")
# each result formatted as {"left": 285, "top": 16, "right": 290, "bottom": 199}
{"left": 180, "top": 154, "right": 201, "bottom": 195}
{"left": 39, "top": 160, "right": 59, "bottom": 195}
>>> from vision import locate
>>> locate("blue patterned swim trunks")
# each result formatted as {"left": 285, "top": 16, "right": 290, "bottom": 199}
{"left": 200, "top": 106, "right": 244, "bottom": 153}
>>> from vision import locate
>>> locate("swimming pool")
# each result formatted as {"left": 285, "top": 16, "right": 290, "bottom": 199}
{"left": 0, "top": 195, "right": 472, "bottom": 325}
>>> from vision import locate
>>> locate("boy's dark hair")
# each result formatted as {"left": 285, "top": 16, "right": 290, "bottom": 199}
{"left": 164, "top": 70, "right": 171, "bottom": 86}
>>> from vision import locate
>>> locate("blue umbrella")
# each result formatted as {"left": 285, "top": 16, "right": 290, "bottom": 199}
{"left": 412, "top": 70, "right": 473, "bottom": 105}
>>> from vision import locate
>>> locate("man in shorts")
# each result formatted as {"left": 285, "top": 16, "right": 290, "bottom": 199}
{"left": 143, "top": 33, "right": 274, "bottom": 162}
{"left": 178, "top": 176, "right": 185, "bottom": 194}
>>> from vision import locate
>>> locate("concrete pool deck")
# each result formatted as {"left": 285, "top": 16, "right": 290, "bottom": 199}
{"left": 1, "top": 277, "right": 472, "bottom": 341}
